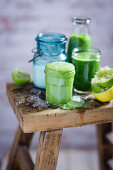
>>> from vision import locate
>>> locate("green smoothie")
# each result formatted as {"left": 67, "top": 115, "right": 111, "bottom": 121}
{"left": 68, "top": 33, "right": 92, "bottom": 62}
{"left": 72, "top": 51, "right": 100, "bottom": 92}
{"left": 45, "top": 62, "right": 75, "bottom": 105}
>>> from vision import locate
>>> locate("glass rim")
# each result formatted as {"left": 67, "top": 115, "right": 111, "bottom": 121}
{"left": 73, "top": 47, "right": 101, "bottom": 55}
{"left": 35, "top": 32, "right": 67, "bottom": 44}
{"left": 72, "top": 17, "right": 91, "bottom": 25}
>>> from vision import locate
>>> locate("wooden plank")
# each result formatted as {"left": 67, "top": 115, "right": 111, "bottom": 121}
{"left": 97, "top": 123, "right": 113, "bottom": 170}
{"left": 16, "top": 146, "right": 34, "bottom": 170}
{"left": 34, "top": 129, "right": 63, "bottom": 170}
{"left": 106, "top": 132, "right": 113, "bottom": 145}
{"left": 6, "top": 126, "right": 33, "bottom": 170}
{"left": 7, "top": 82, "right": 113, "bottom": 133}
{"left": 107, "top": 159, "right": 113, "bottom": 170}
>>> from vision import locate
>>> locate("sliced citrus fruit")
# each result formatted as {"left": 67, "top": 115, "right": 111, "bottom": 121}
{"left": 92, "top": 86, "right": 113, "bottom": 102}
{"left": 12, "top": 70, "right": 31, "bottom": 86}
{"left": 92, "top": 66, "right": 113, "bottom": 88}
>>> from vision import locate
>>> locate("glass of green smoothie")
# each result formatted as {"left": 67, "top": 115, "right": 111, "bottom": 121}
{"left": 72, "top": 48, "right": 101, "bottom": 94}
{"left": 45, "top": 62, "right": 75, "bottom": 105}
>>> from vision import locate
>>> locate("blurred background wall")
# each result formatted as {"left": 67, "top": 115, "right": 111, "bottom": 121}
{"left": 0, "top": 0, "right": 113, "bottom": 162}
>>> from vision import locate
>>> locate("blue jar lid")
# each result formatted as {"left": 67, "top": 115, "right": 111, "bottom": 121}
{"left": 35, "top": 33, "right": 67, "bottom": 44}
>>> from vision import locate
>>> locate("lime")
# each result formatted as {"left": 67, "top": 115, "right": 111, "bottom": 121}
{"left": 67, "top": 100, "right": 84, "bottom": 109}
{"left": 91, "top": 80, "right": 108, "bottom": 93}
{"left": 91, "top": 66, "right": 113, "bottom": 102}
{"left": 60, "top": 104, "right": 71, "bottom": 110}
{"left": 92, "top": 86, "right": 113, "bottom": 102}
{"left": 59, "top": 96, "right": 85, "bottom": 110}
{"left": 12, "top": 70, "right": 31, "bottom": 86}
{"left": 92, "top": 66, "right": 113, "bottom": 88}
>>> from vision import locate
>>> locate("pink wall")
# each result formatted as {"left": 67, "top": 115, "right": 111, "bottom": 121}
{"left": 0, "top": 0, "right": 113, "bottom": 157}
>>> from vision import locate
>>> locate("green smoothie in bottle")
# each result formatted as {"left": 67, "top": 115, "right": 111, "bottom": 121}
{"left": 68, "top": 17, "right": 92, "bottom": 62}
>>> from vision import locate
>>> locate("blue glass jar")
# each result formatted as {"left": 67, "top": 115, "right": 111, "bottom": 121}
{"left": 33, "top": 33, "right": 68, "bottom": 89}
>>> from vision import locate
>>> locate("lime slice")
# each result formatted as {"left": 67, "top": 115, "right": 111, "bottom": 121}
{"left": 67, "top": 100, "right": 84, "bottom": 109}
{"left": 12, "top": 70, "right": 31, "bottom": 86}
{"left": 91, "top": 80, "right": 108, "bottom": 93}
{"left": 92, "top": 66, "right": 113, "bottom": 88}
{"left": 59, "top": 96, "right": 85, "bottom": 110}
{"left": 60, "top": 104, "right": 71, "bottom": 110}
{"left": 92, "top": 86, "right": 113, "bottom": 102}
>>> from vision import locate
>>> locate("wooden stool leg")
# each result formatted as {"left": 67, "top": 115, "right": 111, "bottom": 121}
{"left": 97, "top": 123, "right": 113, "bottom": 170}
{"left": 6, "top": 126, "right": 33, "bottom": 170}
{"left": 34, "top": 129, "right": 63, "bottom": 170}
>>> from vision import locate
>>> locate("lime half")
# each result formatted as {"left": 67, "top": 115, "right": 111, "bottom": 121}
{"left": 91, "top": 66, "right": 113, "bottom": 102}
{"left": 92, "top": 66, "right": 113, "bottom": 88}
{"left": 12, "top": 70, "right": 31, "bottom": 86}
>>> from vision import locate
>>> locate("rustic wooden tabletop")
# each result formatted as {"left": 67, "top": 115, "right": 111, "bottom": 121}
{"left": 6, "top": 82, "right": 113, "bottom": 133}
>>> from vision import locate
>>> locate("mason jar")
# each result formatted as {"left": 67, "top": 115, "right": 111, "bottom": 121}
{"left": 33, "top": 33, "right": 68, "bottom": 89}
{"left": 45, "top": 62, "right": 75, "bottom": 105}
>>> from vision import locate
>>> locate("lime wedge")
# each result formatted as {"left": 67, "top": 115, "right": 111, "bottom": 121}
{"left": 59, "top": 96, "right": 85, "bottom": 110}
{"left": 12, "top": 70, "right": 31, "bottom": 86}
{"left": 60, "top": 104, "right": 71, "bottom": 110}
{"left": 67, "top": 100, "right": 84, "bottom": 109}
{"left": 91, "top": 66, "right": 113, "bottom": 102}
{"left": 92, "top": 66, "right": 113, "bottom": 88}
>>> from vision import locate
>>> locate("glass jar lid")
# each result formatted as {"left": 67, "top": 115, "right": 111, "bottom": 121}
{"left": 35, "top": 33, "right": 67, "bottom": 44}
{"left": 72, "top": 17, "right": 91, "bottom": 25}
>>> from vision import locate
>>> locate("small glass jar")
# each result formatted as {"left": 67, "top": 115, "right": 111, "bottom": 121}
{"left": 33, "top": 33, "right": 68, "bottom": 89}
{"left": 45, "top": 62, "right": 75, "bottom": 105}
{"left": 72, "top": 48, "right": 101, "bottom": 94}
{"left": 68, "top": 17, "right": 92, "bottom": 63}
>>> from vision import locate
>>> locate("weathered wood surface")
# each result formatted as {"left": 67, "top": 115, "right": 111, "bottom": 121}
{"left": 106, "top": 132, "right": 113, "bottom": 145}
{"left": 7, "top": 82, "right": 113, "bottom": 133}
{"left": 16, "top": 146, "right": 34, "bottom": 170}
{"left": 34, "top": 129, "right": 63, "bottom": 170}
{"left": 6, "top": 126, "right": 33, "bottom": 170}
{"left": 97, "top": 123, "right": 113, "bottom": 170}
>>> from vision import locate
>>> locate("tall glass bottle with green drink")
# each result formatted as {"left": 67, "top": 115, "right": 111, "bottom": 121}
{"left": 68, "top": 17, "right": 92, "bottom": 62}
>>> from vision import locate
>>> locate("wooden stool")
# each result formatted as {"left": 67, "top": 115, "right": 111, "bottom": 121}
{"left": 97, "top": 123, "right": 113, "bottom": 170}
{"left": 6, "top": 83, "right": 113, "bottom": 170}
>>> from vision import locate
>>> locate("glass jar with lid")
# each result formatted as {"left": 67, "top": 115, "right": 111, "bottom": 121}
{"left": 68, "top": 17, "right": 92, "bottom": 63}
{"left": 33, "top": 33, "right": 68, "bottom": 89}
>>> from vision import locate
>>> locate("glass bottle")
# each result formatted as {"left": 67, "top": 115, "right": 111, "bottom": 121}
{"left": 68, "top": 17, "right": 92, "bottom": 63}
{"left": 33, "top": 33, "right": 68, "bottom": 89}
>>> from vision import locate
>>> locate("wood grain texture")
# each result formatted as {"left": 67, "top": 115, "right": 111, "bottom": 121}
{"left": 6, "top": 126, "right": 33, "bottom": 170}
{"left": 7, "top": 82, "right": 113, "bottom": 133}
{"left": 97, "top": 123, "right": 113, "bottom": 170}
{"left": 106, "top": 132, "right": 113, "bottom": 145}
{"left": 16, "top": 146, "right": 34, "bottom": 170}
{"left": 34, "top": 129, "right": 63, "bottom": 170}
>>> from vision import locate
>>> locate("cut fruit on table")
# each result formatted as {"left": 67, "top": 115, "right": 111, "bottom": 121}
{"left": 91, "top": 66, "right": 113, "bottom": 102}
{"left": 92, "top": 87, "right": 113, "bottom": 102}
{"left": 12, "top": 70, "right": 31, "bottom": 86}
{"left": 92, "top": 66, "right": 113, "bottom": 88}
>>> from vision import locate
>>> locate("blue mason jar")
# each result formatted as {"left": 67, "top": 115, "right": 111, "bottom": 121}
{"left": 33, "top": 33, "right": 68, "bottom": 89}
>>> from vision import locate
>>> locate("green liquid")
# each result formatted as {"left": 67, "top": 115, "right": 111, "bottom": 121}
{"left": 68, "top": 33, "right": 92, "bottom": 62}
{"left": 72, "top": 52, "right": 100, "bottom": 92}
{"left": 45, "top": 62, "right": 75, "bottom": 105}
